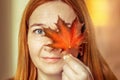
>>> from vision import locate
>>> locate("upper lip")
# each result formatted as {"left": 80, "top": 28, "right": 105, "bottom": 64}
{"left": 42, "top": 47, "right": 63, "bottom": 59}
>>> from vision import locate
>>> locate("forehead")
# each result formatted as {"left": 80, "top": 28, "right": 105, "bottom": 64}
{"left": 29, "top": 1, "right": 76, "bottom": 26}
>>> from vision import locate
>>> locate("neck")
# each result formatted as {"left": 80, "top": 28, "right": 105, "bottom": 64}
{"left": 37, "top": 69, "right": 62, "bottom": 80}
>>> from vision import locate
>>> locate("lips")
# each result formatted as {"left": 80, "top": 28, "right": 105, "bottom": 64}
{"left": 41, "top": 57, "right": 62, "bottom": 63}
{"left": 41, "top": 47, "right": 63, "bottom": 63}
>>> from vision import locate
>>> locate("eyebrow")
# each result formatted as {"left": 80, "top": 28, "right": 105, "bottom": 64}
{"left": 29, "top": 23, "right": 46, "bottom": 28}
{"left": 30, "top": 22, "right": 71, "bottom": 28}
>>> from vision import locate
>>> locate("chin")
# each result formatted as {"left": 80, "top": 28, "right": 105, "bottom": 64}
{"left": 37, "top": 63, "right": 64, "bottom": 75}
{"left": 44, "top": 69, "right": 63, "bottom": 75}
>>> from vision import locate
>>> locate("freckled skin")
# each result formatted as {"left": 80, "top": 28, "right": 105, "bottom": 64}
{"left": 28, "top": 1, "right": 76, "bottom": 80}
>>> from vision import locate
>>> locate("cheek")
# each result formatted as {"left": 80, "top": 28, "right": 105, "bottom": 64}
{"left": 27, "top": 35, "right": 52, "bottom": 56}
{"left": 28, "top": 40, "right": 43, "bottom": 56}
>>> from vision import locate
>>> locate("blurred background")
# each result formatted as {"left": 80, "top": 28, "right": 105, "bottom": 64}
{"left": 0, "top": 0, "right": 120, "bottom": 79}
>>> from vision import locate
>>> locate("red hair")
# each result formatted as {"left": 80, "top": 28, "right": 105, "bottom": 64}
{"left": 14, "top": 0, "right": 117, "bottom": 80}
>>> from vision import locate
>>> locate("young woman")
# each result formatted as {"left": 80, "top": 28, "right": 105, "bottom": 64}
{"left": 13, "top": 0, "right": 117, "bottom": 80}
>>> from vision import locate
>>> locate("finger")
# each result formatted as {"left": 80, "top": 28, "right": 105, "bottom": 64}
{"left": 86, "top": 67, "right": 94, "bottom": 80}
{"left": 64, "top": 54, "right": 87, "bottom": 67}
{"left": 62, "top": 72, "right": 70, "bottom": 80}
{"left": 63, "top": 64, "right": 90, "bottom": 80}
{"left": 63, "top": 64, "right": 76, "bottom": 80}
{"left": 63, "top": 54, "right": 94, "bottom": 79}
{"left": 63, "top": 54, "right": 87, "bottom": 74}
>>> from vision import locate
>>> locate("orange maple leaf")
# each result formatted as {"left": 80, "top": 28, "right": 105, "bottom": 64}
{"left": 43, "top": 17, "right": 84, "bottom": 56}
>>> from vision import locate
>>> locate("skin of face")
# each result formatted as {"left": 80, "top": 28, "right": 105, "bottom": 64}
{"left": 28, "top": 1, "right": 77, "bottom": 79}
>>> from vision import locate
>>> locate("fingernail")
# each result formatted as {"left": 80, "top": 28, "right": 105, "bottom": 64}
{"left": 63, "top": 54, "right": 72, "bottom": 61}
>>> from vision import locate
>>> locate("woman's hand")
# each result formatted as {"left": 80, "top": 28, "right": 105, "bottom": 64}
{"left": 62, "top": 54, "right": 94, "bottom": 80}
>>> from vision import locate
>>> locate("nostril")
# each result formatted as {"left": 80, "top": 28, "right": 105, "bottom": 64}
{"left": 58, "top": 49, "right": 63, "bottom": 53}
{"left": 44, "top": 46, "right": 53, "bottom": 52}
{"left": 50, "top": 48, "right": 63, "bottom": 53}
{"left": 44, "top": 45, "right": 63, "bottom": 54}
{"left": 51, "top": 48, "right": 58, "bottom": 52}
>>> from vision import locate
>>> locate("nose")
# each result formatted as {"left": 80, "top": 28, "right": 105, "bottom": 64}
{"left": 44, "top": 46, "right": 53, "bottom": 52}
{"left": 44, "top": 36, "right": 53, "bottom": 44}
{"left": 50, "top": 48, "right": 62, "bottom": 53}
{"left": 44, "top": 46, "right": 62, "bottom": 54}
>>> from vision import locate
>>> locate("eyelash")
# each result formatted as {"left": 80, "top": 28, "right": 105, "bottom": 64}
{"left": 33, "top": 29, "right": 45, "bottom": 35}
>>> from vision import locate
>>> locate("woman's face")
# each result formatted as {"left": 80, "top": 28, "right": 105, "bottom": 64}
{"left": 28, "top": 1, "right": 76, "bottom": 75}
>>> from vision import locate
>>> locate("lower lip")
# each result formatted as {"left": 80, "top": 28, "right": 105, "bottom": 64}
{"left": 41, "top": 57, "right": 61, "bottom": 63}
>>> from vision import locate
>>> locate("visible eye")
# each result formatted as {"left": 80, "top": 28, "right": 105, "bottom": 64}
{"left": 33, "top": 29, "right": 45, "bottom": 35}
